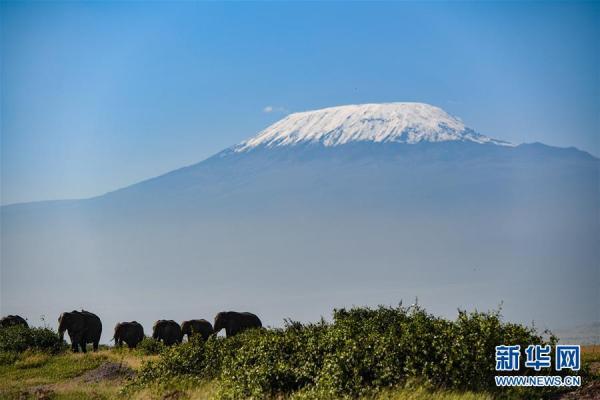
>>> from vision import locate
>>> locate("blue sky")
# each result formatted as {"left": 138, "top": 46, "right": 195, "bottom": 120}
{"left": 1, "top": 1, "right": 598, "bottom": 205}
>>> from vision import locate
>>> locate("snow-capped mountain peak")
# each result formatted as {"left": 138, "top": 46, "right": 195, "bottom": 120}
{"left": 234, "top": 102, "right": 511, "bottom": 152}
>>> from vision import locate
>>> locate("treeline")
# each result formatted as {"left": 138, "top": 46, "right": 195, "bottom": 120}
{"left": 127, "top": 305, "right": 564, "bottom": 399}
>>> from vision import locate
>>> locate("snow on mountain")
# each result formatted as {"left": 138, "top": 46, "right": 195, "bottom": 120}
{"left": 235, "top": 102, "right": 512, "bottom": 152}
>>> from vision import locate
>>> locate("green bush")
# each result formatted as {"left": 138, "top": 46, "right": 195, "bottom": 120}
{"left": 0, "top": 325, "right": 64, "bottom": 354}
{"left": 0, "top": 351, "right": 19, "bottom": 366}
{"left": 135, "top": 337, "right": 166, "bottom": 355}
{"left": 129, "top": 305, "right": 554, "bottom": 399}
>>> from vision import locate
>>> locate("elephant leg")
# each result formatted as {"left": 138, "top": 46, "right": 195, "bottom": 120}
{"left": 80, "top": 339, "right": 87, "bottom": 353}
{"left": 69, "top": 333, "right": 79, "bottom": 352}
{"left": 93, "top": 341, "right": 99, "bottom": 352}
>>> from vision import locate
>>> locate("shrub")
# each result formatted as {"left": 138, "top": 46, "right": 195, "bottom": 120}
{"left": 0, "top": 351, "right": 19, "bottom": 365}
{"left": 133, "top": 335, "right": 234, "bottom": 387}
{"left": 0, "top": 325, "right": 64, "bottom": 354}
{"left": 129, "top": 305, "right": 554, "bottom": 399}
{"left": 136, "top": 337, "right": 166, "bottom": 355}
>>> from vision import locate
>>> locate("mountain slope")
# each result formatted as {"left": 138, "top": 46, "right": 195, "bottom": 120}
{"left": 1, "top": 103, "right": 598, "bottom": 341}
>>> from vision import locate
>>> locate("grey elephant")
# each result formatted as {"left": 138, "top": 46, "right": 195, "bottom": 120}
{"left": 181, "top": 319, "right": 213, "bottom": 341}
{"left": 0, "top": 315, "right": 28, "bottom": 328}
{"left": 152, "top": 320, "right": 182, "bottom": 346}
{"left": 213, "top": 311, "right": 262, "bottom": 337}
{"left": 113, "top": 321, "right": 144, "bottom": 349}
{"left": 58, "top": 310, "right": 102, "bottom": 353}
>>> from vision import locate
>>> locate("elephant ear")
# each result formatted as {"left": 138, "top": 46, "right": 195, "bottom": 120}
{"left": 58, "top": 312, "right": 70, "bottom": 330}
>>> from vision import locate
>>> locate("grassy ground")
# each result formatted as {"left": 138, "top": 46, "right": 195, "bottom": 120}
{"left": 0, "top": 349, "right": 161, "bottom": 399}
{"left": 582, "top": 345, "right": 600, "bottom": 365}
{"left": 0, "top": 346, "right": 597, "bottom": 399}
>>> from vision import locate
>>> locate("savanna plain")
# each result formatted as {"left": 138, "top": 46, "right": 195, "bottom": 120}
{"left": 0, "top": 305, "right": 598, "bottom": 400}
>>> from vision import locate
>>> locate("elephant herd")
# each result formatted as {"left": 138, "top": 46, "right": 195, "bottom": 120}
{"left": 0, "top": 310, "right": 262, "bottom": 352}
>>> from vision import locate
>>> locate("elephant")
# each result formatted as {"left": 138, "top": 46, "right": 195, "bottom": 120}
{"left": 58, "top": 310, "right": 102, "bottom": 353}
{"left": 0, "top": 315, "right": 28, "bottom": 328}
{"left": 113, "top": 321, "right": 144, "bottom": 349}
{"left": 213, "top": 311, "right": 262, "bottom": 337}
{"left": 152, "top": 320, "right": 182, "bottom": 346}
{"left": 181, "top": 319, "right": 213, "bottom": 341}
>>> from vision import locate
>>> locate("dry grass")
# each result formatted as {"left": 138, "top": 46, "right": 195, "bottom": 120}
{"left": 129, "top": 380, "right": 218, "bottom": 400}
{"left": 373, "top": 386, "right": 494, "bottom": 400}
{"left": 582, "top": 345, "right": 600, "bottom": 359}
{"left": 95, "top": 348, "right": 160, "bottom": 370}
{"left": 582, "top": 345, "right": 600, "bottom": 378}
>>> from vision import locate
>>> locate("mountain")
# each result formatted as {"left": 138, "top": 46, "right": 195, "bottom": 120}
{"left": 234, "top": 103, "right": 512, "bottom": 150}
{"left": 1, "top": 103, "right": 598, "bottom": 341}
